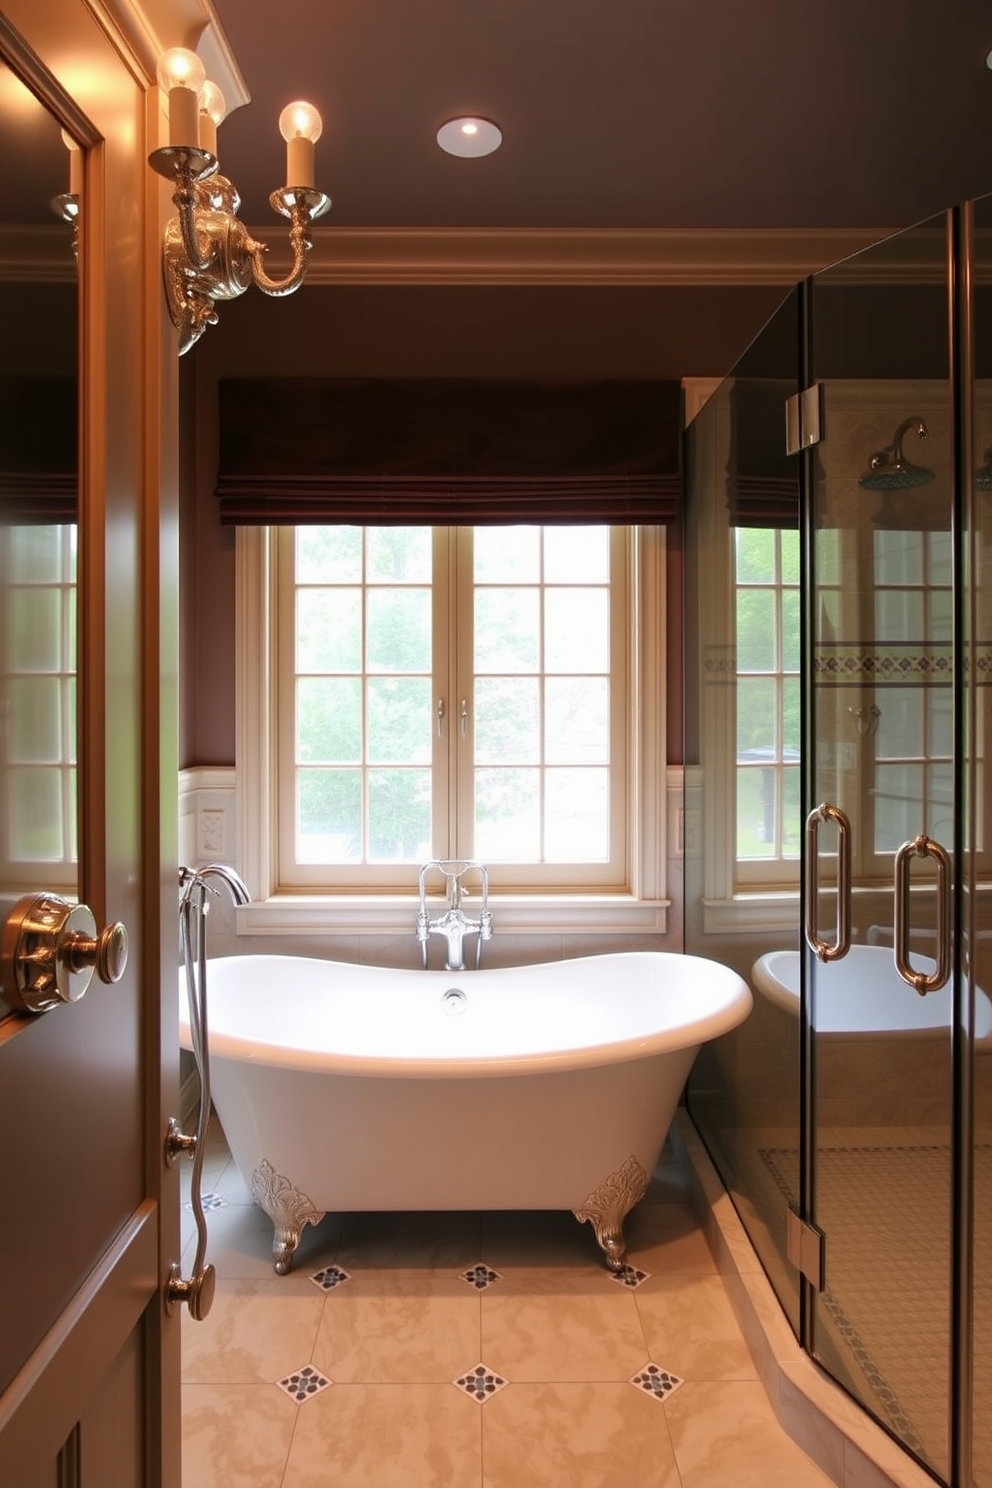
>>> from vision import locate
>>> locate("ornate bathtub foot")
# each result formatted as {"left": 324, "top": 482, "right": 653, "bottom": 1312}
{"left": 573, "top": 1155, "right": 648, "bottom": 1272}
{"left": 250, "top": 1159, "right": 325, "bottom": 1274}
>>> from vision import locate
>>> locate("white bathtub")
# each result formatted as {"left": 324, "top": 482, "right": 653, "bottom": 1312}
{"left": 752, "top": 944, "right": 992, "bottom": 1040}
{"left": 179, "top": 950, "right": 751, "bottom": 1273}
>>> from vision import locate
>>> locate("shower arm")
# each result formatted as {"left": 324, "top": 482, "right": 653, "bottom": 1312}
{"left": 870, "top": 416, "right": 928, "bottom": 471}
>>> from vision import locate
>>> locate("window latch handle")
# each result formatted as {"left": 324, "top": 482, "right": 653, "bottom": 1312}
{"left": 437, "top": 699, "right": 444, "bottom": 738}
{"left": 460, "top": 699, "right": 468, "bottom": 738}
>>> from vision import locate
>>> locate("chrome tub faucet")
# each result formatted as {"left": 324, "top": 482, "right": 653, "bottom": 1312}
{"left": 416, "top": 860, "right": 493, "bottom": 970}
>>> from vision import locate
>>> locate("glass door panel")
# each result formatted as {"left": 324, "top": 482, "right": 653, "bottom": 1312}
{"left": 683, "top": 288, "right": 804, "bottom": 1337}
{"left": 807, "top": 213, "right": 954, "bottom": 1479}
{"left": 968, "top": 190, "right": 992, "bottom": 1488}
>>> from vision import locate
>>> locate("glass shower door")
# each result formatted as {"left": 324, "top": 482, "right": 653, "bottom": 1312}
{"left": 967, "top": 191, "right": 992, "bottom": 1488}
{"left": 806, "top": 212, "right": 956, "bottom": 1480}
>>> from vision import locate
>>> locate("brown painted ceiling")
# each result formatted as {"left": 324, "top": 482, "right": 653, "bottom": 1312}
{"left": 209, "top": 0, "right": 992, "bottom": 232}
{"left": 6, "top": 3, "right": 992, "bottom": 380}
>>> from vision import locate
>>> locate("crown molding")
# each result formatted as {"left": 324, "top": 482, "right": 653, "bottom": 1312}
{"left": 7, "top": 221, "right": 957, "bottom": 290}
{"left": 0, "top": 225, "right": 79, "bottom": 282}
{"left": 95, "top": 0, "right": 250, "bottom": 106}
{"left": 253, "top": 225, "right": 891, "bottom": 288}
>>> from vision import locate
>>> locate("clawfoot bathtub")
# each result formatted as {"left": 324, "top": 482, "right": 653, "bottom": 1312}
{"left": 179, "top": 951, "right": 751, "bottom": 1273}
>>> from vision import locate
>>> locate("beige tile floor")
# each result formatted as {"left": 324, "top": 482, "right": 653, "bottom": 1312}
{"left": 181, "top": 1117, "right": 836, "bottom": 1487}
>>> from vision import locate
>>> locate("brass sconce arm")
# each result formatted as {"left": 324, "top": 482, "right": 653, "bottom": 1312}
{"left": 245, "top": 188, "right": 331, "bottom": 297}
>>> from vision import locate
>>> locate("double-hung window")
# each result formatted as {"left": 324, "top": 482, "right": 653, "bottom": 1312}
{"left": 238, "top": 521, "right": 669, "bottom": 923}
{"left": 278, "top": 522, "right": 628, "bottom": 891}
{"left": 733, "top": 524, "right": 801, "bottom": 886}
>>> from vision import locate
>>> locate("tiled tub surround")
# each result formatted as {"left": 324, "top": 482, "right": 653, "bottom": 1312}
{"left": 182, "top": 1118, "right": 840, "bottom": 1488}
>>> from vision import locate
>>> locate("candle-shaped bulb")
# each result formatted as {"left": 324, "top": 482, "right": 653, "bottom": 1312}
{"left": 198, "top": 80, "right": 226, "bottom": 159}
{"left": 278, "top": 100, "right": 322, "bottom": 189}
{"left": 157, "top": 47, "right": 206, "bottom": 148}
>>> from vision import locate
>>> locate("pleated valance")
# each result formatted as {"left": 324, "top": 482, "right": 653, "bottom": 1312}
{"left": 215, "top": 378, "right": 682, "bottom": 525}
{"left": 0, "top": 378, "right": 77, "bottom": 525}
{"left": 727, "top": 378, "right": 799, "bottom": 529}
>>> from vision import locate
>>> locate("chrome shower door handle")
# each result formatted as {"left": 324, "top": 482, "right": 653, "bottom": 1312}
{"left": 804, "top": 803, "right": 852, "bottom": 962}
{"left": 893, "top": 834, "right": 951, "bottom": 994}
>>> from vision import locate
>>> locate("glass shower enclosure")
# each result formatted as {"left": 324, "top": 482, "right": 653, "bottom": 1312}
{"left": 684, "top": 198, "right": 992, "bottom": 1487}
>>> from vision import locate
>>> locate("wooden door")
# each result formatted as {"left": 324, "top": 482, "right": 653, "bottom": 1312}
{"left": 0, "top": 4, "right": 181, "bottom": 1484}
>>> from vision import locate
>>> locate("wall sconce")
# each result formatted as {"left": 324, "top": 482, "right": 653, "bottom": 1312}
{"left": 148, "top": 47, "right": 330, "bottom": 355}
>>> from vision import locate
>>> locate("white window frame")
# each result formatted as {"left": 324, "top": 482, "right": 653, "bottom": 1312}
{"left": 685, "top": 377, "right": 801, "bottom": 936}
{"left": 0, "top": 523, "right": 78, "bottom": 895}
{"left": 234, "top": 524, "right": 671, "bottom": 936}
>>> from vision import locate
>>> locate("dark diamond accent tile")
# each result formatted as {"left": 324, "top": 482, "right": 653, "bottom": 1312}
{"left": 278, "top": 1365, "right": 331, "bottom": 1404}
{"left": 630, "top": 1363, "right": 683, "bottom": 1400}
{"left": 454, "top": 1363, "right": 508, "bottom": 1402}
{"left": 460, "top": 1264, "right": 502, "bottom": 1291}
{"left": 185, "top": 1191, "right": 226, "bottom": 1213}
{"left": 611, "top": 1263, "right": 649, "bottom": 1289}
{"left": 310, "top": 1265, "right": 351, "bottom": 1292}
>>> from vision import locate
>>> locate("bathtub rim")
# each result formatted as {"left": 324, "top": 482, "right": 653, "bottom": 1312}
{"left": 178, "top": 949, "right": 753, "bottom": 1080}
{"left": 752, "top": 944, "right": 992, "bottom": 1042}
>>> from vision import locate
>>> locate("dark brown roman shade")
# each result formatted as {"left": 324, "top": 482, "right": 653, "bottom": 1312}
{"left": 215, "top": 378, "right": 682, "bottom": 525}
{"left": 0, "top": 377, "right": 77, "bottom": 524}
{"left": 727, "top": 378, "right": 799, "bottom": 528}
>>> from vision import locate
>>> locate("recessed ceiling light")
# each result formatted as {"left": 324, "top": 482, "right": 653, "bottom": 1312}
{"left": 436, "top": 117, "right": 502, "bottom": 158}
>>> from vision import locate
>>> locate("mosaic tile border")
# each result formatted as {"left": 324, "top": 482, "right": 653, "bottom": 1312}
{"left": 813, "top": 643, "right": 956, "bottom": 687}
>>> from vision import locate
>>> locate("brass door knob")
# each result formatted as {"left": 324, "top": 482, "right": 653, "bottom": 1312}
{"left": 1, "top": 892, "right": 129, "bottom": 1014}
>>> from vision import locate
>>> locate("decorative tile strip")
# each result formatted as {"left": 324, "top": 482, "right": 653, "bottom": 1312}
{"left": 454, "top": 1364, "right": 508, "bottom": 1402}
{"left": 310, "top": 1265, "right": 351, "bottom": 1292}
{"left": 278, "top": 1365, "right": 331, "bottom": 1404}
{"left": 813, "top": 643, "right": 953, "bottom": 687}
{"left": 459, "top": 1264, "right": 502, "bottom": 1291}
{"left": 610, "top": 1263, "right": 650, "bottom": 1289}
{"left": 702, "top": 645, "right": 738, "bottom": 683}
{"left": 630, "top": 1363, "right": 684, "bottom": 1400}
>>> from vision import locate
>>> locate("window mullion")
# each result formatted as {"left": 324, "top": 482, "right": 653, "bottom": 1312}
{"left": 431, "top": 527, "right": 458, "bottom": 860}
{"left": 451, "top": 526, "right": 474, "bottom": 861}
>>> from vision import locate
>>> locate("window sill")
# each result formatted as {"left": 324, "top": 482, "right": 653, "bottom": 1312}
{"left": 702, "top": 892, "right": 800, "bottom": 935}
{"left": 236, "top": 893, "right": 671, "bottom": 938}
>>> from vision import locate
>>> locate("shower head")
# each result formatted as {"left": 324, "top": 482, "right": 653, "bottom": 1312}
{"left": 859, "top": 416, "right": 935, "bottom": 490}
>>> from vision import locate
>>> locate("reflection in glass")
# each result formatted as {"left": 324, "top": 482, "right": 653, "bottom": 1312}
{"left": 0, "top": 57, "right": 80, "bottom": 985}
